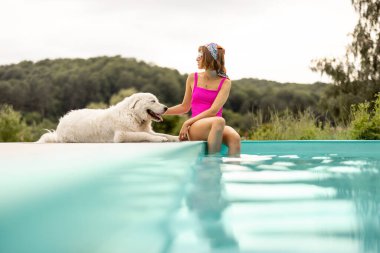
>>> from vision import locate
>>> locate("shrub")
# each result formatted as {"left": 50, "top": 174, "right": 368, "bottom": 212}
{"left": 349, "top": 93, "right": 380, "bottom": 140}
{"left": 0, "top": 104, "right": 28, "bottom": 141}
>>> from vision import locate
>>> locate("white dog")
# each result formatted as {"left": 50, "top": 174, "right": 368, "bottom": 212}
{"left": 37, "top": 93, "right": 179, "bottom": 143}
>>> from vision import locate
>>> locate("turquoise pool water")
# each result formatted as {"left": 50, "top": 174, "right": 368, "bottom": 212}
{"left": 0, "top": 141, "right": 379, "bottom": 253}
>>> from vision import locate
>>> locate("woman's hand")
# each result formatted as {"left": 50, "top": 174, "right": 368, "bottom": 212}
{"left": 179, "top": 120, "right": 191, "bottom": 141}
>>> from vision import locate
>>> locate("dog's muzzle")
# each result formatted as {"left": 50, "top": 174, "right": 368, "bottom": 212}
{"left": 147, "top": 109, "right": 163, "bottom": 122}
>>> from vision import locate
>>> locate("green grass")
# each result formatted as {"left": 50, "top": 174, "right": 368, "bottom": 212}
{"left": 250, "top": 109, "right": 350, "bottom": 140}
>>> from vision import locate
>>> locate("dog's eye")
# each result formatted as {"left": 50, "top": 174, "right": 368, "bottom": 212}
{"left": 151, "top": 100, "right": 156, "bottom": 103}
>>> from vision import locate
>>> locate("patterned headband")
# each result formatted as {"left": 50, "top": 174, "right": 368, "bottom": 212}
{"left": 205, "top": 43, "right": 218, "bottom": 60}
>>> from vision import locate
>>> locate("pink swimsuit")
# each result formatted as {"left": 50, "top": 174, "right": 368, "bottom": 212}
{"left": 191, "top": 72, "right": 227, "bottom": 118}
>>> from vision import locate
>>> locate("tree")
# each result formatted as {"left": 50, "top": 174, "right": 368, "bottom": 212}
{"left": 312, "top": 0, "right": 380, "bottom": 122}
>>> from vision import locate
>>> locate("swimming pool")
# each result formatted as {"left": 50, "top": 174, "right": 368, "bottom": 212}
{"left": 0, "top": 141, "right": 379, "bottom": 253}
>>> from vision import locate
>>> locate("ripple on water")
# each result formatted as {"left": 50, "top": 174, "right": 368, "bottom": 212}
{"left": 222, "top": 154, "right": 275, "bottom": 164}
{"left": 223, "top": 184, "right": 337, "bottom": 201}
{"left": 221, "top": 170, "right": 331, "bottom": 183}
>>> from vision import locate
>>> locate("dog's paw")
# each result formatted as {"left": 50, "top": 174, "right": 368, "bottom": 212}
{"left": 167, "top": 136, "right": 180, "bottom": 142}
{"left": 152, "top": 136, "right": 169, "bottom": 142}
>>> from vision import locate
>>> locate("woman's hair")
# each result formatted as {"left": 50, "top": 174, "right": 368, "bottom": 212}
{"left": 198, "top": 43, "right": 227, "bottom": 76}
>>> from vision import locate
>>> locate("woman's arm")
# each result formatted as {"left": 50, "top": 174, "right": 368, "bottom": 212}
{"left": 164, "top": 73, "right": 194, "bottom": 115}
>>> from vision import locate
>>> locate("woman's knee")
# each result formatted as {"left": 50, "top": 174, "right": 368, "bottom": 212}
{"left": 230, "top": 132, "right": 241, "bottom": 147}
{"left": 224, "top": 128, "right": 241, "bottom": 147}
{"left": 211, "top": 117, "right": 225, "bottom": 131}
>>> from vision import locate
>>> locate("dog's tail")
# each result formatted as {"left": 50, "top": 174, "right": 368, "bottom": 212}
{"left": 36, "top": 129, "right": 58, "bottom": 143}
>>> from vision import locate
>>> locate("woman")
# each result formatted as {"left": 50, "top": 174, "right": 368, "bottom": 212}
{"left": 164, "top": 42, "right": 241, "bottom": 156}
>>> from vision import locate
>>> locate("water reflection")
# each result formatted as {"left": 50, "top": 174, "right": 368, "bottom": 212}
{"left": 183, "top": 157, "right": 239, "bottom": 252}
{"left": 215, "top": 153, "right": 380, "bottom": 253}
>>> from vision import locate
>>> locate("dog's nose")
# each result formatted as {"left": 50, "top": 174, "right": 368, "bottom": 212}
{"left": 163, "top": 107, "right": 168, "bottom": 112}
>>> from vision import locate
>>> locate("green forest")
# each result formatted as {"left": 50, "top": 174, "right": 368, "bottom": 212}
{"left": 1, "top": 0, "right": 379, "bottom": 142}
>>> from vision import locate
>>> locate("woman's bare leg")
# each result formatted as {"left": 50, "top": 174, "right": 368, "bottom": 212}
{"left": 188, "top": 117, "right": 225, "bottom": 154}
{"left": 223, "top": 126, "right": 241, "bottom": 156}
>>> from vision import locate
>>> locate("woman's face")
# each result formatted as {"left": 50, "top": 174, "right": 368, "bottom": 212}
{"left": 196, "top": 51, "right": 203, "bottom": 69}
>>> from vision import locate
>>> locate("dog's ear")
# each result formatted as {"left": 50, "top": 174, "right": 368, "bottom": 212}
{"left": 129, "top": 98, "right": 141, "bottom": 109}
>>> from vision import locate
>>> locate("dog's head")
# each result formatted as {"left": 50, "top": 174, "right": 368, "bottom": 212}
{"left": 124, "top": 93, "right": 168, "bottom": 122}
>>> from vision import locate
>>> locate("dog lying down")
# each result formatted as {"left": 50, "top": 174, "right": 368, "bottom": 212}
{"left": 37, "top": 93, "right": 179, "bottom": 143}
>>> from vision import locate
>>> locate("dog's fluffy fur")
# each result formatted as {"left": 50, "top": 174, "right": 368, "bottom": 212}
{"left": 37, "top": 93, "right": 179, "bottom": 143}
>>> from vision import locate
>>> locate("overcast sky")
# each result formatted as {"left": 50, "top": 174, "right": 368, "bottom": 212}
{"left": 0, "top": 0, "right": 356, "bottom": 83}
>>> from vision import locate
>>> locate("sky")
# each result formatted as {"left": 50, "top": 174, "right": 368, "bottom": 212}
{"left": 0, "top": 0, "right": 357, "bottom": 83}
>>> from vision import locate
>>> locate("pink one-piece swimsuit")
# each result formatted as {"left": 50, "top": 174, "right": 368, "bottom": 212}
{"left": 191, "top": 72, "right": 227, "bottom": 118}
